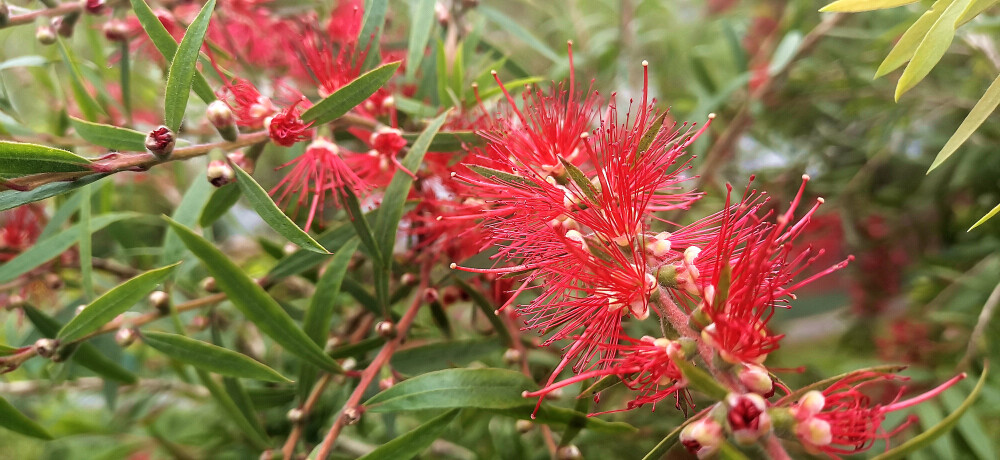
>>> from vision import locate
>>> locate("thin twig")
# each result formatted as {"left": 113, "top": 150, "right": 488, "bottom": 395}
{"left": 2, "top": 2, "right": 83, "bottom": 28}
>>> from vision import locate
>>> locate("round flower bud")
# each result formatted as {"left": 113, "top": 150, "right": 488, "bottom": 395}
{"left": 378, "top": 377, "right": 395, "bottom": 390}
{"left": 738, "top": 364, "right": 774, "bottom": 397}
{"left": 44, "top": 273, "right": 64, "bottom": 290}
{"left": 324, "top": 337, "right": 342, "bottom": 353}
{"left": 440, "top": 286, "right": 461, "bottom": 306}
{"left": 74, "top": 304, "right": 87, "bottom": 316}
{"left": 189, "top": 315, "right": 210, "bottom": 331}
{"left": 342, "top": 357, "right": 357, "bottom": 371}
{"left": 206, "top": 160, "right": 235, "bottom": 187}
{"left": 795, "top": 416, "right": 832, "bottom": 449}
{"left": 149, "top": 290, "right": 170, "bottom": 314}
{"left": 423, "top": 288, "right": 439, "bottom": 303}
{"left": 115, "top": 327, "right": 137, "bottom": 347}
{"left": 33, "top": 338, "right": 59, "bottom": 359}
{"left": 103, "top": 19, "right": 129, "bottom": 42}
{"left": 725, "top": 393, "right": 771, "bottom": 445}
{"left": 36, "top": 25, "right": 58, "bottom": 45}
{"left": 258, "top": 450, "right": 274, "bottom": 460}
{"left": 287, "top": 408, "right": 304, "bottom": 424}
{"left": 207, "top": 100, "right": 239, "bottom": 141}
{"left": 400, "top": 273, "right": 417, "bottom": 285}
{"left": 795, "top": 391, "right": 826, "bottom": 420}
{"left": 6, "top": 294, "right": 25, "bottom": 309}
{"left": 200, "top": 277, "right": 218, "bottom": 293}
{"left": 515, "top": 419, "right": 534, "bottom": 433}
{"left": 556, "top": 445, "right": 582, "bottom": 460}
{"left": 375, "top": 321, "right": 396, "bottom": 339}
{"left": 282, "top": 242, "right": 297, "bottom": 255}
{"left": 53, "top": 13, "right": 80, "bottom": 38}
{"left": 342, "top": 407, "right": 363, "bottom": 425}
{"left": 145, "top": 126, "right": 176, "bottom": 158}
{"left": 680, "top": 418, "right": 723, "bottom": 459}
{"left": 85, "top": 0, "right": 106, "bottom": 14}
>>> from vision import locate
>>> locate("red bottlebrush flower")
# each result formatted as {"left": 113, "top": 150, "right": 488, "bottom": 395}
{"left": 267, "top": 99, "right": 312, "bottom": 147}
{"left": 522, "top": 336, "right": 690, "bottom": 416}
{"left": 217, "top": 77, "right": 275, "bottom": 129}
{"left": 270, "top": 137, "right": 368, "bottom": 232}
{"left": 326, "top": 0, "right": 364, "bottom": 43}
{"left": 791, "top": 372, "right": 966, "bottom": 457}
{"left": 0, "top": 205, "right": 44, "bottom": 262}
{"left": 369, "top": 127, "right": 407, "bottom": 157}
{"left": 689, "top": 176, "right": 852, "bottom": 365}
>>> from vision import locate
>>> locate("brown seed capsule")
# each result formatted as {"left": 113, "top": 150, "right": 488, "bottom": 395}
{"left": 375, "top": 321, "right": 396, "bottom": 339}
{"left": 556, "top": 445, "right": 582, "bottom": 460}
{"left": 200, "top": 277, "right": 218, "bottom": 293}
{"left": 36, "top": 25, "right": 57, "bottom": 45}
{"left": 342, "top": 407, "right": 363, "bottom": 425}
{"left": 206, "top": 160, "right": 235, "bottom": 187}
{"left": 145, "top": 126, "right": 176, "bottom": 158}
{"left": 149, "top": 290, "right": 170, "bottom": 314}
{"left": 115, "top": 327, "right": 137, "bottom": 347}
{"left": 33, "top": 338, "right": 59, "bottom": 359}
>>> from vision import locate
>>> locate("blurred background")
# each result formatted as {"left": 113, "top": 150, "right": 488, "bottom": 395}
{"left": 0, "top": 0, "right": 998, "bottom": 458}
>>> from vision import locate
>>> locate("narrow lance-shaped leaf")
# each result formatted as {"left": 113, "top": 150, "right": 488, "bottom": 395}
{"left": 969, "top": 202, "right": 1000, "bottom": 230}
{"left": 671, "top": 355, "right": 728, "bottom": 401}
{"left": 405, "top": 0, "right": 436, "bottom": 79}
{"left": 23, "top": 305, "right": 138, "bottom": 385}
{"left": 0, "top": 212, "right": 136, "bottom": 283}
{"left": 0, "top": 173, "right": 109, "bottom": 212}
{"left": 0, "top": 141, "right": 91, "bottom": 179}
{"left": 56, "top": 38, "right": 103, "bottom": 121}
{"left": 357, "top": 410, "right": 460, "bottom": 460}
{"left": 559, "top": 157, "right": 599, "bottom": 203}
{"left": 266, "top": 208, "right": 381, "bottom": 281}
{"left": 231, "top": 162, "right": 328, "bottom": 253}
{"left": 0, "top": 396, "right": 52, "bottom": 440}
{"left": 300, "top": 61, "right": 401, "bottom": 124}
{"left": 161, "top": 175, "right": 213, "bottom": 267}
{"left": 875, "top": 0, "right": 949, "bottom": 78}
{"left": 401, "top": 130, "right": 484, "bottom": 152}
{"left": 163, "top": 0, "right": 216, "bottom": 132}
{"left": 357, "top": 0, "right": 389, "bottom": 71}
{"left": 871, "top": 366, "right": 988, "bottom": 460}
{"left": 374, "top": 110, "right": 450, "bottom": 267}
{"left": 895, "top": 0, "right": 974, "bottom": 100}
{"left": 642, "top": 416, "right": 699, "bottom": 460}
{"left": 142, "top": 331, "right": 290, "bottom": 382}
{"left": 199, "top": 183, "right": 241, "bottom": 227}
{"left": 69, "top": 117, "right": 146, "bottom": 152}
{"left": 819, "top": 0, "right": 918, "bottom": 12}
{"left": 958, "top": 0, "right": 1000, "bottom": 26}
{"left": 928, "top": 72, "right": 1000, "bottom": 172}
{"left": 164, "top": 218, "right": 343, "bottom": 373}
{"left": 466, "top": 164, "right": 539, "bottom": 188}
{"left": 365, "top": 368, "right": 535, "bottom": 412}
{"left": 488, "top": 404, "right": 638, "bottom": 434}
{"left": 194, "top": 369, "right": 271, "bottom": 449}
{"left": 128, "top": 0, "right": 215, "bottom": 103}
{"left": 477, "top": 6, "right": 561, "bottom": 63}
{"left": 454, "top": 278, "right": 513, "bottom": 347}
{"left": 58, "top": 263, "right": 180, "bottom": 342}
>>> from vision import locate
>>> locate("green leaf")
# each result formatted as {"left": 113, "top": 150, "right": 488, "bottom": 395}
{"left": 300, "top": 61, "right": 401, "bottom": 124}
{"left": 958, "top": 0, "right": 1000, "bottom": 26}
{"left": 374, "top": 111, "right": 449, "bottom": 267}
{"left": 0, "top": 55, "right": 48, "bottom": 71}
{"left": 365, "top": 368, "right": 535, "bottom": 412}
{"left": 299, "top": 239, "right": 358, "bottom": 395}
{"left": 875, "top": 0, "right": 949, "bottom": 78}
{"left": 929, "top": 72, "right": 1000, "bottom": 172}
{"left": 328, "top": 336, "right": 385, "bottom": 359}
{"left": 454, "top": 278, "right": 513, "bottom": 347}
{"left": 390, "top": 338, "right": 502, "bottom": 376}
{"left": 23, "top": 305, "right": 138, "bottom": 384}
{"left": 358, "top": 409, "right": 459, "bottom": 460}
{"left": 895, "top": 0, "right": 973, "bottom": 100}
{"left": 58, "top": 264, "right": 179, "bottom": 342}
{"left": 478, "top": 6, "right": 561, "bottom": 63}
{"left": 0, "top": 396, "right": 52, "bottom": 440}
{"left": 0, "top": 344, "right": 17, "bottom": 356}
{"left": 672, "top": 356, "right": 727, "bottom": 401}
{"left": 199, "top": 183, "right": 241, "bottom": 227}
{"left": 79, "top": 184, "right": 94, "bottom": 301}
{"left": 0, "top": 173, "right": 109, "bottom": 211}
{"left": 970, "top": 202, "right": 1000, "bottom": 230}
{"left": 194, "top": 369, "right": 270, "bottom": 449}
{"left": 142, "top": 331, "right": 290, "bottom": 382}
{"left": 872, "top": 368, "right": 988, "bottom": 460}
{"left": 231, "top": 163, "right": 328, "bottom": 253}
{"left": 161, "top": 176, "right": 212, "bottom": 266}
{"left": 358, "top": 0, "right": 389, "bottom": 71}
{"left": 405, "top": 0, "right": 436, "bottom": 79}
{"left": 400, "top": 130, "right": 484, "bottom": 152}
{"left": 39, "top": 185, "right": 84, "bottom": 240}
{"left": 637, "top": 112, "right": 668, "bottom": 155}
{"left": 69, "top": 117, "right": 146, "bottom": 152}
{"left": 128, "top": 0, "right": 214, "bottom": 103}
{"left": 820, "top": 0, "right": 918, "bottom": 12}
{"left": 0, "top": 212, "right": 135, "bottom": 283}
{"left": 56, "top": 38, "right": 103, "bottom": 121}
{"left": 341, "top": 188, "right": 383, "bottom": 265}
{"left": 164, "top": 218, "right": 343, "bottom": 373}
{"left": 465, "top": 164, "right": 538, "bottom": 188}
{"left": 0, "top": 141, "right": 91, "bottom": 179}
{"left": 559, "top": 157, "right": 598, "bottom": 203}
{"left": 163, "top": 0, "right": 216, "bottom": 132}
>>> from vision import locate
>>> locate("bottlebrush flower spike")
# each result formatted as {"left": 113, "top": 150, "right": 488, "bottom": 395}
{"left": 217, "top": 77, "right": 275, "bottom": 129}
{"left": 791, "top": 372, "right": 967, "bottom": 457}
{"left": 270, "top": 137, "right": 368, "bottom": 232}
{"left": 694, "top": 176, "right": 852, "bottom": 365}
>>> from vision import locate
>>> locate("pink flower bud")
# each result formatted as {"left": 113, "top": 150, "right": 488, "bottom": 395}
{"left": 115, "top": 328, "right": 136, "bottom": 347}
{"left": 33, "top": 338, "right": 59, "bottom": 358}
{"left": 85, "top": 0, "right": 106, "bottom": 14}
{"left": 680, "top": 417, "right": 723, "bottom": 459}
{"left": 207, "top": 100, "right": 238, "bottom": 141}
{"left": 738, "top": 364, "right": 774, "bottom": 397}
{"left": 725, "top": 393, "right": 771, "bottom": 445}
{"left": 207, "top": 160, "right": 235, "bottom": 187}
{"left": 103, "top": 19, "right": 129, "bottom": 42}
{"left": 146, "top": 126, "right": 175, "bottom": 158}
{"left": 36, "top": 25, "right": 57, "bottom": 45}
